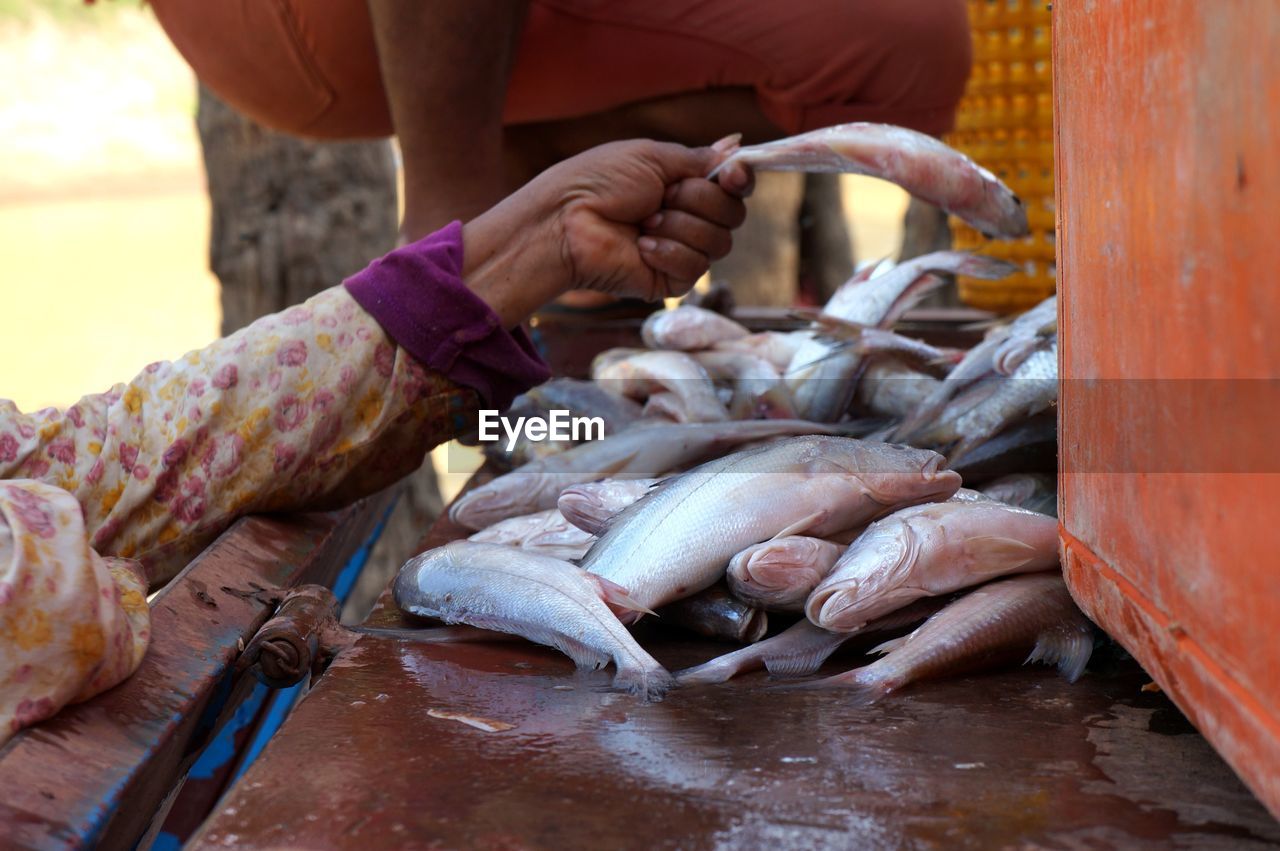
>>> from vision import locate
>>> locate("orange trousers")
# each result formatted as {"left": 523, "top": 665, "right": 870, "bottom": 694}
{"left": 150, "top": 0, "right": 971, "bottom": 140}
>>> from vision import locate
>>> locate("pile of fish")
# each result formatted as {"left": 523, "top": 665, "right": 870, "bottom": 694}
{"left": 393, "top": 122, "right": 1088, "bottom": 705}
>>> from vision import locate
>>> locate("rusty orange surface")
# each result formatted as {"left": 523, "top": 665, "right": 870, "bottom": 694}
{"left": 1055, "top": 0, "right": 1280, "bottom": 819}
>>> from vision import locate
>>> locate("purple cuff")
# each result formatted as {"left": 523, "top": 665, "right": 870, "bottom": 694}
{"left": 344, "top": 221, "right": 550, "bottom": 410}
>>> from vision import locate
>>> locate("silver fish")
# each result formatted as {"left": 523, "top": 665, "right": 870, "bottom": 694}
{"left": 786, "top": 251, "right": 1017, "bottom": 422}
{"left": 708, "top": 123, "right": 1029, "bottom": 238}
{"left": 580, "top": 436, "right": 961, "bottom": 610}
{"left": 491, "top": 378, "right": 645, "bottom": 466}
{"left": 892, "top": 295, "right": 1057, "bottom": 444}
{"left": 467, "top": 508, "right": 596, "bottom": 561}
{"left": 392, "top": 541, "right": 673, "bottom": 700}
{"left": 656, "top": 583, "right": 768, "bottom": 644}
{"left": 807, "top": 498, "right": 1061, "bottom": 632}
{"left": 799, "top": 573, "right": 1093, "bottom": 702}
{"left": 725, "top": 535, "right": 846, "bottom": 611}
{"left": 594, "top": 350, "right": 728, "bottom": 423}
{"left": 509, "top": 377, "right": 644, "bottom": 434}
{"left": 676, "top": 599, "right": 945, "bottom": 686}
{"left": 714, "top": 330, "right": 813, "bottom": 373}
{"left": 944, "top": 335, "right": 1058, "bottom": 465}
{"left": 693, "top": 349, "right": 796, "bottom": 420}
{"left": 557, "top": 477, "right": 661, "bottom": 535}
{"left": 805, "top": 316, "right": 963, "bottom": 374}
{"left": 641, "top": 305, "right": 749, "bottom": 351}
{"left": 450, "top": 419, "right": 848, "bottom": 530}
{"left": 855, "top": 359, "right": 942, "bottom": 420}
{"left": 980, "top": 473, "right": 1057, "bottom": 517}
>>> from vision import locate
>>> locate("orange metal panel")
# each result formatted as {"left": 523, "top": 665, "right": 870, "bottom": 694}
{"left": 1055, "top": 0, "right": 1280, "bottom": 818}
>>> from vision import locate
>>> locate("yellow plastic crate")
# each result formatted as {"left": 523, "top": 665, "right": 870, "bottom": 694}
{"left": 947, "top": 0, "right": 1056, "bottom": 313}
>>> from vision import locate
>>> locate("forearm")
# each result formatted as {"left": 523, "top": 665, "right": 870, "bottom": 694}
{"left": 0, "top": 226, "right": 557, "bottom": 586}
{"left": 367, "top": 0, "right": 529, "bottom": 237}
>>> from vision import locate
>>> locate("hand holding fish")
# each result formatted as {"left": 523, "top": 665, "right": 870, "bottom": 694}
{"left": 463, "top": 138, "right": 752, "bottom": 322}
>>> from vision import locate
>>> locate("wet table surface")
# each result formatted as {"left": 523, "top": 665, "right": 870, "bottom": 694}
{"left": 190, "top": 625, "right": 1280, "bottom": 849}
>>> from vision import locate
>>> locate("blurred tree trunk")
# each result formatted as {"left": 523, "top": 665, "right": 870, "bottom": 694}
{"left": 709, "top": 172, "right": 804, "bottom": 307}
{"left": 798, "top": 174, "right": 855, "bottom": 304}
{"left": 195, "top": 85, "right": 442, "bottom": 623}
{"left": 900, "top": 197, "right": 961, "bottom": 307}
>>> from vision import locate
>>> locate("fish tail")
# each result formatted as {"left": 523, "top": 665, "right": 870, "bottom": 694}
{"left": 1026, "top": 625, "right": 1095, "bottom": 683}
{"left": 613, "top": 663, "right": 677, "bottom": 702}
{"left": 706, "top": 142, "right": 743, "bottom": 180}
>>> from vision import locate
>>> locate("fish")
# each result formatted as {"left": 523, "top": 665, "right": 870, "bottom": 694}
{"left": 797, "top": 573, "right": 1094, "bottom": 702}
{"left": 590, "top": 347, "right": 649, "bottom": 375}
{"left": 801, "top": 314, "right": 963, "bottom": 375}
{"left": 785, "top": 251, "right": 1018, "bottom": 422}
{"left": 508, "top": 377, "right": 645, "bottom": 435}
{"left": 692, "top": 349, "right": 796, "bottom": 419}
{"left": 450, "top": 419, "right": 851, "bottom": 530}
{"left": 713, "top": 330, "right": 813, "bottom": 372}
{"left": 979, "top": 473, "right": 1058, "bottom": 517}
{"left": 892, "top": 295, "right": 1057, "bottom": 444}
{"left": 708, "top": 122, "right": 1029, "bottom": 238}
{"left": 854, "top": 359, "right": 942, "bottom": 420}
{"left": 392, "top": 541, "right": 674, "bottom": 700}
{"left": 947, "top": 410, "right": 1057, "bottom": 482}
{"left": 580, "top": 436, "right": 961, "bottom": 610}
{"left": 486, "top": 378, "right": 646, "bottom": 468}
{"left": 656, "top": 583, "right": 768, "bottom": 643}
{"left": 725, "top": 536, "right": 846, "bottom": 611}
{"left": 640, "top": 391, "right": 694, "bottom": 423}
{"left": 557, "top": 477, "right": 662, "bottom": 535}
{"left": 467, "top": 508, "right": 597, "bottom": 561}
{"left": 641, "top": 304, "right": 749, "bottom": 351}
{"left": 593, "top": 350, "right": 728, "bottom": 423}
{"left": 944, "top": 335, "right": 1058, "bottom": 466}
{"left": 675, "top": 599, "right": 946, "bottom": 686}
{"left": 807, "top": 497, "right": 1061, "bottom": 631}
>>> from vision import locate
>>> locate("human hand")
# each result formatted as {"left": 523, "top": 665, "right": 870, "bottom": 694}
{"left": 463, "top": 138, "right": 753, "bottom": 325}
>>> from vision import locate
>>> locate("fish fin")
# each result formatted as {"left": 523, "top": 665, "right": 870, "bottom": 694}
{"left": 968, "top": 536, "right": 1041, "bottom": 572}
{"left": 867, "top": 635, "right": 910, "bottom": 656}
{"left": 879, "top": 273, "right": 947, "bottom": 329}
{"left": 772, "top": 511, "right": 828, "bottom": 540}
{"left": 612, "top": 664, "right": 676, "bottom": 702}
{"left": 763, "top": 638, "right": 850, "bottom": 678}
{"left": 460, "top": 613, "right": 611, "bottom": 672}
{"left": 1026, "top": 627, "right": 1094, "bottom": 683}
{"left": 592, "top": 575, "right": 658, "bottom": 624}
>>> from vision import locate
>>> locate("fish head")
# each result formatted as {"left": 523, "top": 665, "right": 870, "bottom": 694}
{"left": 391, "top": 545, "right": 457, "bottom": 616}
{"left": 969, "top": 173, "right": 1030, "bottom": 239}
{"left": 741, "top": 537, "right": 825, "bottom": 591}
{"left": 805, "top": 523, "right": 915, "bottom": 631}
{"left": 804, "top": 439, "right": 962, "bottom": 514}
{"left": 449, "top": 483, "right": 529, "bottom": 532}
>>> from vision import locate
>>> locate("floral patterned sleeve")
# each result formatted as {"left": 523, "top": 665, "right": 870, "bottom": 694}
{"left": 0, "top": 222, "right": 550, "bottom": 743}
